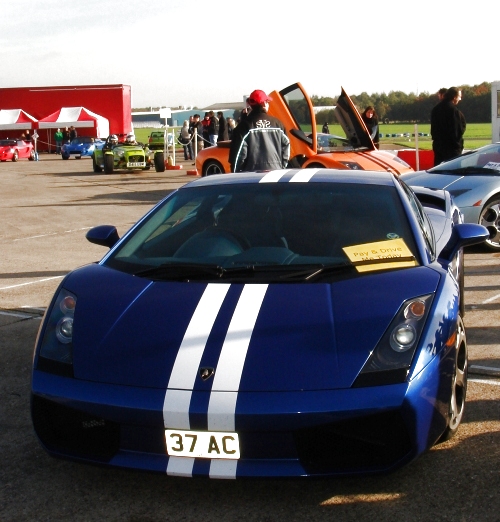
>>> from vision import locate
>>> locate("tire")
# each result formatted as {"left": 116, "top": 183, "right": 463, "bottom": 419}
{"left": 28, "top": 150, "right": 35, "bottom": 161}
{"left": 479, "top": 196, "right": 500, "bottom": 251}
{"left": 202, "top": 160, "right": 225, "bottom": 177}
{"left": 439, "top": 315, "right": 467, "bottom": 442}
{"left": 104, "top": 154, "right": 114, "bottom": 174}
{"left": 305, "top": 162, "right": 326, "bottom": 169}
{"left": 12, "top": 151, "right": 19, "bottom": 162}
{"left": 62, "top": 154, "right": 69, "bottom": 160}
{"left": 154, "top": 152, "right": 165, "bottom": 172}
{"left": 92, "top": 156, "right": 102, "bottom": 173}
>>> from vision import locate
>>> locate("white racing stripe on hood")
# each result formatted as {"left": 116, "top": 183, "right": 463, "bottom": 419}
{"left": 208, "top": 284, "right": 268, "bottom": 479}
{"left": 163, "top": 284, "right": 231, "bottom": 430}
{"left": 163, "top": 283, "right": 268, "bottom": 478}
{"left": 259, "top": 170, "right": 290, "bottom": 183}
{"left": 290, "top": 169, "right": 318, "bottom": 182}
{"left": 166, "top": 456, "right": 195, "bottom": 477}
{"left": 207, "top": 284, "right": 269, "bottom": 431}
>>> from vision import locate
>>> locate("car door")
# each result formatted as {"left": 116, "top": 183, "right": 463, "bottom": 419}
{"left": 335, "top": 87, "right": 375, "bottom": 150}
{"left": 267, "top": 82, "right": 318, "bottom": 161}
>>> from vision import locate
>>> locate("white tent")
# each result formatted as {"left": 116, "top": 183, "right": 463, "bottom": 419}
{"left": 0, "top": 109, "right": 38, "bottom": 131}
{"left": 38, "top": 106, "right": 109, "bottom": 138}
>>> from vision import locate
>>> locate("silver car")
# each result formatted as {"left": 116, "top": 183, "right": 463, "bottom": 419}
{"left": 401, "top": 143, "right": 500, "bottom": 251}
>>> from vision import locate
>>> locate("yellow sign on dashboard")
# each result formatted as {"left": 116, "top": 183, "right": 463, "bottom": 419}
{"left": 342, "top": 238, "right": 417, "bottom": 273}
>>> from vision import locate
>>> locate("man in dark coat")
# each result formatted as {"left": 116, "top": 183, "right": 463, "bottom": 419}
{"left": 430, "top": 87, "right": 465, "bottom": 166}
{"left": 229, "top": 89, "right": 290, "bottom": 173}
{"left": 217, "top": 111, "right": 229, "bottom": 142}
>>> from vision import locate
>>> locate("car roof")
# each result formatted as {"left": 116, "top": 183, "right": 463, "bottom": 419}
{"left": 185, "top": 169, "right": 396, "bottom": 188}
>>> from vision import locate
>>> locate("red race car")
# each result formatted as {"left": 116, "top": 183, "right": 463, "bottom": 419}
{"left": 0, "top": 139, "right": 35, "bottom": 162}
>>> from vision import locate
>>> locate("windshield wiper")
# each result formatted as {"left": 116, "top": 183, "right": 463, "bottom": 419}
{"left": 133, "top": 262, "right": 355, "bottom": 282}
{"left": 134, "top": 263, "right": 225, "bottom": 280}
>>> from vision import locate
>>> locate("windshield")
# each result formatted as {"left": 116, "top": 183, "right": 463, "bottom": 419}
{"left": 104, "top": 182, "right": 419, "bottom": 281}
{"left": 430, "top": 143, "right": 500, "bottom": 173}
{"left": 0, "top": 140, "right": 16, "bottom": 146}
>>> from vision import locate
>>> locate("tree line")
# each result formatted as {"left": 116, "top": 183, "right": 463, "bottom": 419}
{"left": 313, "top": 82, "right": 492, "bottom": 125}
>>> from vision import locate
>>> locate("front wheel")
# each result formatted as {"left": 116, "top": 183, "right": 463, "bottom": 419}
{"left": 154, "top": 152, "right": 165, "bottom": 172}
{"left": 305, "top": 162, "right": 326, "bottom": 169}
{"left": 92, "top": 155, "right": 102, "bottom": 173}
{"left": 479, "top": 196, "right": 500, "bottom": 251}
{"left": 439, "top": 315, "right": 467, "bottom": 442}
{"left": 103, "top": 154, "right": 114, "bottom": 174}
{"left": 202, "top": 159, "right": 224, "bottom": 176}
{"left": 28, "top": 150, "right": 35, "bottom": 161}
{"left": 12, "top": 151, "right": 19, "bottom": 162}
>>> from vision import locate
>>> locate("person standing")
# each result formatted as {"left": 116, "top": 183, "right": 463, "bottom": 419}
{"left": 191, "top": 114, "right": 204, "bottom": 158}
{"left": 361, "top": 106, "right": 380, "bottom": 149}
{"left": 229, "top": 89, "right": 290, "bottom": 173}
{"left": 63, "top": 127, "right": 71, "bottom": 143}
{"left": 430, "top": 87, "right": 465, "bottom": 166}
{"left": 217, "top": 111, "right": 229, "bottom": 142}
{"left": 322, "top": 122, "right": 330, "bottom": 133}
{"left": 54, "top": 128, "right": 63, "bottom": 154}
{"left": 208, "top": 111, "right": 219, "bottom": 146}
{"left": 69, "top": 126, "right": 77, "bottom": 141}
{"left": 180, "top": 120, "right": 193, "bottom": 161}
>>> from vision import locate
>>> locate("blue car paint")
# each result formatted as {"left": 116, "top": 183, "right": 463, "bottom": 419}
{"left": 31, "top": 169, "right": 486, "bottom": 478}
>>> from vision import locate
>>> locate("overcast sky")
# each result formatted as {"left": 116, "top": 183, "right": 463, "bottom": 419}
{"left": 2, "top": 0, "right": 497, "bottom": 109}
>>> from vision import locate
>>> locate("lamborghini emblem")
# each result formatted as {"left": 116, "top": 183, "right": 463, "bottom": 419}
{"left": 199, "top": 367, "right": 215, "bottom": 381}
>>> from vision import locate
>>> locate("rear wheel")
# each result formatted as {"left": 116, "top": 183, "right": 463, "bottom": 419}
{"left": 104, "top": 154, "right": 114, "bottom": 174}
{"left": 154, "top": 152, "right": 165, "bottom": 172}
{"left": 12, "top": 151, "right": 19, "bottom": 162}
{"left": 439, "top": 315, "right": 467, "bottom": 442}
{"left": 479, "top": 196, "right": 500, "bottom": 251}
{"left": 202, "top": 159, "right": 224, "bottom": 176}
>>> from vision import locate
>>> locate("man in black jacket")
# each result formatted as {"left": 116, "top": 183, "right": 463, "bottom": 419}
{"left": 229, "top": 90, "right": 290, "bottom": 173}
{"left": 430, "top": 87, "right": 465, "bottom": 166}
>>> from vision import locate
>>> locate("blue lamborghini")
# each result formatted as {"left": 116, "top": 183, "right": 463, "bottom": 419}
{"left": 31, "top": 169, "right": 488, "bottom": 478}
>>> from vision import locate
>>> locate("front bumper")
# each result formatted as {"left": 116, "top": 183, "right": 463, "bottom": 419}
{"left": 31, "top": 352, "right": 449, "bottom": 478}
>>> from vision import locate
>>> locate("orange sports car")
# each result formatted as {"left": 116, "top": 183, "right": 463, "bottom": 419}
{"left": 195, "top": 82, "right": 412, "bottom": 176}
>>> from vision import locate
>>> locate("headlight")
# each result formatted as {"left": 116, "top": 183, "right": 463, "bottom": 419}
{"left": 353, "top": 294, "right": 433, "bottom": 387}
{"left": 117, "top": 150, "right": 125, "bottom": 158}
{"left": 339, "top": 161, "right": 364, "bottom": 170}
{"left": 37, "top": 289, "right": 77, "bottom": 375}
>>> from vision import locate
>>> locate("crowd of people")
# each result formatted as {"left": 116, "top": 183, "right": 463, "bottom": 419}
{"left": 179, "top": 111, "right": 237, "bottom": 162}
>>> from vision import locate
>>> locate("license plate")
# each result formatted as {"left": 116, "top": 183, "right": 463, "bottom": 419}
{"left": 127, "top": 162, "right": 145, "bottom": 167}
{"left": 165, "top": 429, "right": 240, "bottom": 459}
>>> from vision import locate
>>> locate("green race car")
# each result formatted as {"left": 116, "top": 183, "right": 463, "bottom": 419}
{"left": 92, "top": 134, "right": 165, "bottom": 174}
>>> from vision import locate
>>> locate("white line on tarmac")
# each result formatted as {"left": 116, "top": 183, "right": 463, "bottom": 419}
{"left": 13, "top": 227, "right": 91, "bottom": 242}
{"left": 470, "top": 378, "right": 500, "bottom": 386}
{"left": 482, "top": 293, "right": 500, "bottom": 304}
{"left": 0, "top": 276, "right": 63, "bottom": 290}
{"left": 0, "top": 310, "right": 34, "bottom": 318}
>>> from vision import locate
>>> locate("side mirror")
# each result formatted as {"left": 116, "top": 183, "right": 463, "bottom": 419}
{"left": 86, "top": 225, "right": 119, "bottom": 248}
{"left": 439, "top": 223, "right": 490, "bottom": 261}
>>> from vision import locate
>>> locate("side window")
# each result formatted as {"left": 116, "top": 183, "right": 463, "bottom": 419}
{"left": 399, "top": 181, "right": 436, "bottom": 259}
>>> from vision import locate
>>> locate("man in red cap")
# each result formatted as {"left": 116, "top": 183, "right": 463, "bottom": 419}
{"left": 229, "top": 89, "right": 290, "bottom": 173}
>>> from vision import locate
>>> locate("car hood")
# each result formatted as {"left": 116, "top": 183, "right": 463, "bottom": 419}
{"left": 401, "top": 171, "right": 463, "bottom": 190}
{"left": 65, "top": 264, "right": 439, "bottom": 392}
